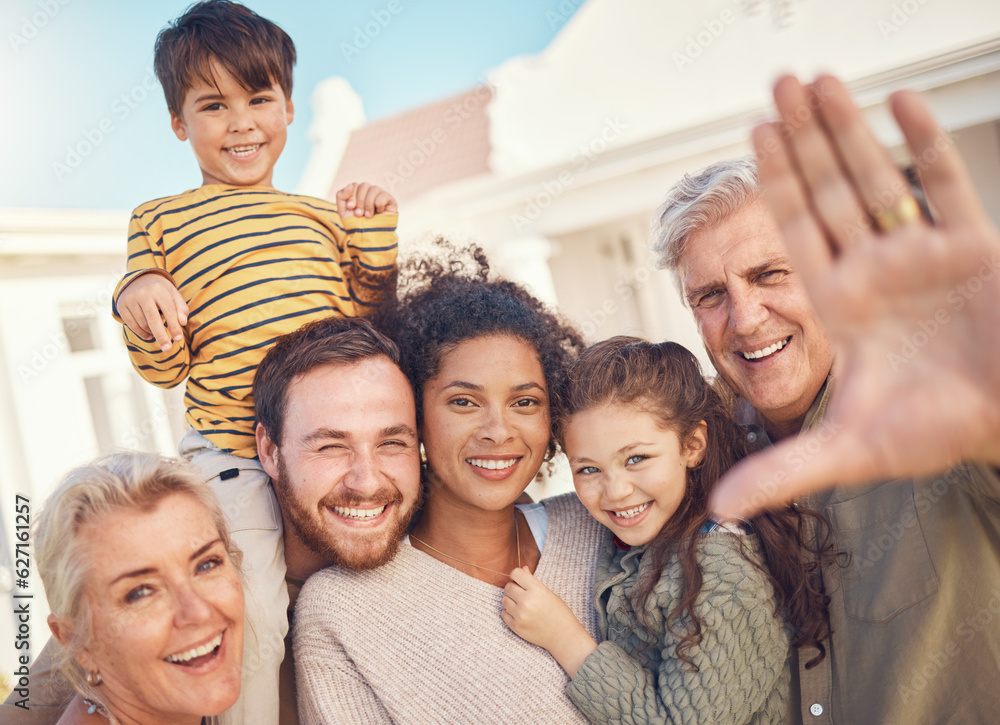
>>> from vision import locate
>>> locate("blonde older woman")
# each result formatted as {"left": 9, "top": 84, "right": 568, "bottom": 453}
{"left": 37, "top": 452, "right": 244, "bottom": 725}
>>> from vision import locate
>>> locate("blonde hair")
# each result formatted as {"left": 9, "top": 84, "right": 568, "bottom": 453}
{"left": 35, "top": 452, "right": 239, "bottom": 712}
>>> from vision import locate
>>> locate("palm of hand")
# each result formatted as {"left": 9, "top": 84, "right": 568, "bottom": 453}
{"left": 819, "top": 220, "right": 1000, "bottom": 485}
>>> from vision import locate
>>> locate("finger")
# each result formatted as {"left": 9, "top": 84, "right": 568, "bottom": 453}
{"left": 172, "top": 288, "right": 189, "bottom": 327}
{"left": 335, "top": 183, "right": 356, "bottom": 213}
{"left": 377, "top": 190, "right": 398, "bottom": 214}
{"left": 158, "top": 295, "right": 186, "bottom": 343}
{"left": 352, "top": 183, "right": 372, "bottom": 217}
{"left": 360, "top": 184, "right": 383, "bottom": 217}
{"left": 708, "top": 426, "right": 874, "bottom": 519}
{"left": 890, "top": 89, "right": 989, "bottom": 231}
{"left": 138, "top": 301, "right": 174, "bottom": 352}
{"left": 809, "top": 75, "right": 915, "bottom": 234}
{"left": 119, "top": 307, "right": 152, "bottom": 340}
{"left": 772, "top": 75, "right": 870, "bottom": 253}
{"left": 752, "top": 121, "right": 834, "bottom": 284}
{"left": 508, "top": 566, "right": 533, "bottom": 588}
{"left": 501, "top": 590, "right": 521, "bottom": 611}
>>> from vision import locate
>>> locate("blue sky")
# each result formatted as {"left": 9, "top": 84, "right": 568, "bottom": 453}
{"left": 3, "top": 0, "right": 581, "bottom": 210}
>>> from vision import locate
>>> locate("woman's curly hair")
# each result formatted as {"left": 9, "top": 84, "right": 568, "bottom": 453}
{"left": 373, "top": 240, "right": 585, "bottom": 460}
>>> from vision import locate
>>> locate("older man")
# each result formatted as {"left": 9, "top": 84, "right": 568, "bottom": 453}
{"left": 652, "top": 85, "right": 1000, "bottom": 722}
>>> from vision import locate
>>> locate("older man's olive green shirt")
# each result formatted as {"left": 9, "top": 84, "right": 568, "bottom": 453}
{"left": 742, "top": 380, "right": 1000, "bottom": 724}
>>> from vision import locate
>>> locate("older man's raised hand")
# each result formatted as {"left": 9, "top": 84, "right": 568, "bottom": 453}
{"left": 711, "top": 74, "right": 1000, "bottom": 519}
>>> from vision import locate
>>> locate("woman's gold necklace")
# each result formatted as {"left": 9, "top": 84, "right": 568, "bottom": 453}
{"left": 410, "top": 515, "right": 522, "bottom": 579}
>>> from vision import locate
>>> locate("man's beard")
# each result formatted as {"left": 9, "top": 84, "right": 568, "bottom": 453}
{"left": 273, "top": 457, "right": 417, "bottom": 571}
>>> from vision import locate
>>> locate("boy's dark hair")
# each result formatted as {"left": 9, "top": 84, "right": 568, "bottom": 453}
{"left": 559, "top": 336, "right": 841, "bottom": 670}
{"left": 254, "top": 317, "right": 401, "bottom": 447}
{"left": 155, "top": 0, "right": 296, "bottom": 116}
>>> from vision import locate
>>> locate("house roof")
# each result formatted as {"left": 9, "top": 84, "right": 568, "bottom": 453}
{"left": 327, "top": 86, "right": 494, "bottom": 204}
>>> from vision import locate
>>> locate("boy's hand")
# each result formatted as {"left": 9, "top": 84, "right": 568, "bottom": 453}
{"left": 336, "top": 182, "right": 398, "bottom": 218}
{"left": 501, "top": 567, "right": 597, "bottom": 677}
{"left": 117, "top": 274, "right": 189, "bottom": 352}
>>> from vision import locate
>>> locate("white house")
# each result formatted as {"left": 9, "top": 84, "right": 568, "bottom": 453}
{"left": 304, "top": 0, "right": 1000, "bottom": 372}
{"left": 0, "top": 208, "right": 185, "bottom": 681}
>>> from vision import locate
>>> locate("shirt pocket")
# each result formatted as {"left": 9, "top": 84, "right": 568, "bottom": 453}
{"left": 827, "top": 481, "right": 939, "bottom": 623}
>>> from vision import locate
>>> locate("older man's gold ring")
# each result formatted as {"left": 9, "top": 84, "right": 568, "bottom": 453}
{"left": 873, "top": 195, "right": 920, "bottom": 233}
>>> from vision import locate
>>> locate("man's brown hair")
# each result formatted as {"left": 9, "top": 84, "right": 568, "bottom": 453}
{"left": 254, "top": 317, "right": 402, "bottom": 447}
{"left": 154, "top": 0, "right": 296, "bottom": 116}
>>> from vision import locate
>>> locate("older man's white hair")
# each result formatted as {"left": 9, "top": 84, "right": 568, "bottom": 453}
{"left": 650, "top": 158, "right": 761, "bottom": 272}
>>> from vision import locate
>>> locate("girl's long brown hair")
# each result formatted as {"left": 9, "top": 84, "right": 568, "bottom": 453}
{"left": 557, "top": 336, "right": 839, "bottom": 669}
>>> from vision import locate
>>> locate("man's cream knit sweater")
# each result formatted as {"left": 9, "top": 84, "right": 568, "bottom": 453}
{"left": 294, "top": 494, "right": 603, "bottom": 724}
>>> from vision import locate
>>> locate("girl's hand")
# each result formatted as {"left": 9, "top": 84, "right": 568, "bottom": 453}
{"left": 501, "top": 567, "right": 566, "bottom": 648}
{"left": 501, "top": 567, "right": 597, "bottom": 677}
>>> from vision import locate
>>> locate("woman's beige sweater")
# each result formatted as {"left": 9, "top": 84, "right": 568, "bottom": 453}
{"left": 293, "top": 493, "right": 603, "bottom": 724}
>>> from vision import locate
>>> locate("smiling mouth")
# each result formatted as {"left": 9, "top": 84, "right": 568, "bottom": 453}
{"left": 331, "top": 504, "right": 387, "bottom": 521}
{"left": 225, "top": 144, "right": 261, "bottom": 157}
{"left": 609, "top": 502, "right": 651, "bottom": 520}
{"left": 466, "top": 458, "right": 518, "bottom": 471}
{"left": 165, "top": 632, "right": 223, "bottom": 666}
{"left": 739, "top": 336, "right": 791, "bottom": 361}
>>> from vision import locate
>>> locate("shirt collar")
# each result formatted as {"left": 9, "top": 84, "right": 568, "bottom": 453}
{"left": 802, "top": 374, "right": 835, "bottom": 432}
{"left": 734, "top": 372, "right": 835, "bottom": 450}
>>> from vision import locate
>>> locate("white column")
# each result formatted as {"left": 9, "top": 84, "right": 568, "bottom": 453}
{"left": 489, "top": 235, "right": 559, "bottom": 307}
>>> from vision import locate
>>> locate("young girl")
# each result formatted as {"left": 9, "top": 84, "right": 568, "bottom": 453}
{"left": 501, "top": 336, "right": 834, "bottom": 725}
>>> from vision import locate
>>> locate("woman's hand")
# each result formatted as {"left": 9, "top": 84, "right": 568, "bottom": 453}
{"left": 501, "top": 567, "right": 597, "bottom": 677}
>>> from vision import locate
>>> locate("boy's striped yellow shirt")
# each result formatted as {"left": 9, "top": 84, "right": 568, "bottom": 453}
{"left": 113, "top": 185, "right": 398, "bottom": 458}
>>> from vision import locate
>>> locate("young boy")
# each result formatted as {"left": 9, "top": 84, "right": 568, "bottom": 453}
{"left": 112, "top": 2, "right": 398, "bottom": 723}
